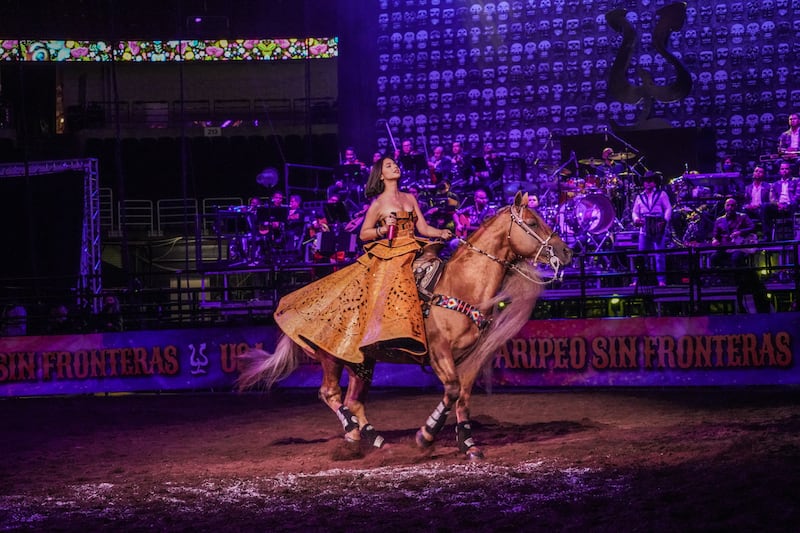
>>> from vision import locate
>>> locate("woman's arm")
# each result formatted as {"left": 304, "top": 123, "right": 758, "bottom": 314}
{"left": 359, "top": 200, "right": 386, "bottom": 241}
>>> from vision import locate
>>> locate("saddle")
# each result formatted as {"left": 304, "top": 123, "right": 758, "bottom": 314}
{"left": 412, "top": 242, "right": 446, "bottom": 301}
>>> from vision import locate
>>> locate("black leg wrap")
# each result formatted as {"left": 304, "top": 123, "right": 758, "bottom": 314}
{"left": 424, "top": 400, "right": 452, "bottom": 438}
{"left": 360, "top": 424, "right": 385, "bottom": 448}
{"left": 336, "top": 405, "right": 359, "bottom": 433}
{"left": 456, "top": 421, "right": 477, "bottom": 454}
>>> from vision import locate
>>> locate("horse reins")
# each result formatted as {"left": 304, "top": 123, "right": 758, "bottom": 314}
{"left": 454, "top": 203, "right": 563, "bottom": 285}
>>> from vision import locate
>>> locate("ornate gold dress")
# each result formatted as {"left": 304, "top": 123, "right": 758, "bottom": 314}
{"left": 274, "top": 212, "right": 427, "bottom": 364}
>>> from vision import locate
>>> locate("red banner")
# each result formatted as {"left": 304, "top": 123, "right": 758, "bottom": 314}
{"left": 1, "top": 313, "right": 798, "bottom": 397}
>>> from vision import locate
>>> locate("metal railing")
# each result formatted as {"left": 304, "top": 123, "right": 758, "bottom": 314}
{"left": 84, "top": 97, "right": 338, "bottom": 128}
{"left": 156, "top": 198, "right": 199, "bottom": 236}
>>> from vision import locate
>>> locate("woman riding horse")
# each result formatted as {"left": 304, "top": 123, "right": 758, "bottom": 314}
{"left": 239, "top": 158, "right": 573, "bottom": 458}
{"left": 241, "top": 156, "right": 453, "bottom": 444}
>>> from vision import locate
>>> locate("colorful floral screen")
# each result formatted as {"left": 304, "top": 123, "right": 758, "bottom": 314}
{"left": 0, "top": 38, "right": 338, "bottom": 61}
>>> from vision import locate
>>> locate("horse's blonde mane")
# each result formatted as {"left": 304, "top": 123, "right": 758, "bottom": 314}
{"left": 454, "top": 260, "right": 543, "bottom": 382}
{"left": 444, "top": 203, "right": 548, "bottom": 381}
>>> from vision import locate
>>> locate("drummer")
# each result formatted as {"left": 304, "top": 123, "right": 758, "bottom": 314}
{"left": 578, "top": 147, "right": 625, "bottom": 192}
{"left": 598, "top": 147, "right": 631, "bottom": 219}
{"left": 599, "top": 147, "right": 626, "bottom": 179}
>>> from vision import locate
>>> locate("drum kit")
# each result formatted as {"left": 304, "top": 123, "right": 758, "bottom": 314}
{"left": 538, "top": 150, "right": 642, "bottom": 254}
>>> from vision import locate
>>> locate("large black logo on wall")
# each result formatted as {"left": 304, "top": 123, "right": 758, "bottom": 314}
{"left": 607, "top": 2, "right": 693, "bottom": 130}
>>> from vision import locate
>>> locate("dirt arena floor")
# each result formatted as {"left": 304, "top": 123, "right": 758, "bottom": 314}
{"left": 2, "top": 387, "right": 799, "bottom": 532}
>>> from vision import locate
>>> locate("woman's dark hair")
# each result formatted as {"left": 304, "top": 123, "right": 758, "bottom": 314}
{"left": 364, "top": 156, "right": 392, "bottom": 198}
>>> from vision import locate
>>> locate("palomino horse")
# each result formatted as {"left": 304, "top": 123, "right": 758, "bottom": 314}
{"left": 238, "top": 192, "right": 573, "bottom": 459}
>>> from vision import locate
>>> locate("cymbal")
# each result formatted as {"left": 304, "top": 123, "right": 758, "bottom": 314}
{"left": 578, "top": 158, "right": 604, "bottom": 166}
{"left": 540, "top": 164, "right": 572, "bottom": 177}
{"left": 617, "top": 171, "right": 638, "bottom": 178}
{"left": 610, "top": 151, "right": 635, "bottom": 161}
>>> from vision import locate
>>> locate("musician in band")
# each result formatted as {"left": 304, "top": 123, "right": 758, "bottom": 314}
{"left": 709, "top": 196, "right": 770, "bottom": 313}
{"left": 342, "top": 146, "right": 365, "bottom": 169}
{"left": 260, "top": 190, "right": 288, "bottom": 250}
{"left": 396, "top": 138, "right": 426, "bottom": 181}
{"left": 630, "top": 171, "right": 672, "bottom": 287}
{"left": 709, "top": 197, "right": 769, "bottom": 312}
{"left": 446, "top": 186, "right": 493, "bottom": 255}
{"left": 777, "top": 113, "right": 800, "bottom": 156}
{"left": 427, "top": 145, "right": 451, "bottom": 184}
{"left": 764, "top": 161, "right": 799, "bottom": 240}
{"left": 453, "top": 187, "right": 496, "bottom": 238}
{"left": 449, "top": 140, "right": 475, "bottom": 188}
{"left": 597, "top": 147, "right": 627, "bottom": 218}
{"left": 285, "top": 194, "right": 306, "bottom": 253}
{"left": 246, "top": 195, "right": 263, "bottom": 241}
{"left": 741, "top": 165, "right": 770, "bottom": 238}
{"left": 710, "top": 197, "right": 755, "bottom": 267}
{"left": 424, "top": 180, "right": 460, "bottom": 232}
{"left": 475, "top": 142, "right": 505, "bottom": 190}
{"left": 269, "top": 190, "right": 284, "bottom": 208}
{"left": 327, "top": 179, "right": 348, "bottom": 204}
{"left": 236, "top": 196, "right": 264, "bottom": 265}
{"left": 599, "top": 147, "right": 625, "bottom": 176}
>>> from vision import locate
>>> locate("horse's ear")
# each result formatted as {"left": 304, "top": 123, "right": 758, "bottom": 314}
{"left": 514, "top": 191, "right": 528, "bottom": 207}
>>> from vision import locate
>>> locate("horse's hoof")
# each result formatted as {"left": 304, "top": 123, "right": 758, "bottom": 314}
{"left": 415, "top": 428, "right": 434, "bottom": 450}
{"left": 332, "top": 437, "right": 364, "bottom": 461}
{"left": 360, "top": 424, "right": 385, "bottom": 449}
{"left": 465, "top": 447, "right": 485, "bottom": 461}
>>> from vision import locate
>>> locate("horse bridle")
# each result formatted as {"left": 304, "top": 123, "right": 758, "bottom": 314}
{"left": 508, "top": 203, "right": 564, "bottom": 283}
{"left": 455, "top": 203, "right": 564, "bottom": 285}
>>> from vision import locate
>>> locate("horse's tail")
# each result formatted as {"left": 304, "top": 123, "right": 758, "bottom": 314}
{"left": 457, "top": 261, "right": 543, "bottom": 381}
{"left": 236, "top": 334, "right": 305, "bottom": 391}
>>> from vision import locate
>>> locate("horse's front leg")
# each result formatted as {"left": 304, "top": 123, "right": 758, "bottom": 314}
{"left": 454, "top": 377, "right": 484, "bottom": 461}
{"left": 344, "top": 358, "right": 385, "bottom": 449}
{"left": 416, "top": 338, "right": 460, "bottom": 451}
{"left": 316, "top": 350, "right": 360, "bottom": 443}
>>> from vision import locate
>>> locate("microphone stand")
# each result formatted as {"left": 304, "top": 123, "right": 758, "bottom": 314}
{"left": 602, "top": 125, "right": 640, "bottom": 156}
{"left": 603, "top": 126, "right": 645, "bottom": 220}
{"left": 547, "top": 152, "right": 576, "bottom": 210}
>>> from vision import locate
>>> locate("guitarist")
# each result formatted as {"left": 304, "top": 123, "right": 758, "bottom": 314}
{"left": 709, "top": 196, "right": 769, "bottom": 312}
{"left": 453, "top": 187, "right": 496, "bottom": 238}
{"left": 710, "top": 197, "right": 756, "bottom": 268}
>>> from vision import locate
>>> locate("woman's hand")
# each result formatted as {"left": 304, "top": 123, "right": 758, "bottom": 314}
{"left": 439, "top": 228, "right": 453, "bottom": 240}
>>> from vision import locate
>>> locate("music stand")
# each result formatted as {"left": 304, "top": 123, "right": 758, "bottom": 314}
{"left": 323, "top": 201, "right": 350, "bottom": 224}
{"left": 399, "top": 153, "right": 426, "bottom": 175}
{"left": 335, "top": 164, "right": 364, "bottom": 184}
{"left": 256, "top": 206, "right": 288, "bottom": 225}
